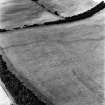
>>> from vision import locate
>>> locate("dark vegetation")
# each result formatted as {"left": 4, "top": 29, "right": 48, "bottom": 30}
{"left": 0, "top": 1, "right": 105, "bottom": 33}
{"left": 0, "top": 55, "right": 52, "bottom": 105}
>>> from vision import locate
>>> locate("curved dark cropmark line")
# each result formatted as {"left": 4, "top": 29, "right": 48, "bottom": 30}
{"left": 0, "top": 1, "right": 105, "bottom": 33}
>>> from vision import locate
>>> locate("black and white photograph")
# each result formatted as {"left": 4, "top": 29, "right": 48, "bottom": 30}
{"left": 0, "top": 0, "right": 105, "bottom": 105}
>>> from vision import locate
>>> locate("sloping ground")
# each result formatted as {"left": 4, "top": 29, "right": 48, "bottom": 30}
{"left": 0, "top": 0, "right": 60, "bottom": 29}
{"left": 0, "top": 0, "right": 95, "bottom": 29}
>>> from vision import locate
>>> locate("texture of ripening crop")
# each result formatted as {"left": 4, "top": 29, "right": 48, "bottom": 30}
{"left": 0, "top": 1, "right": 105, "bottom": 105}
